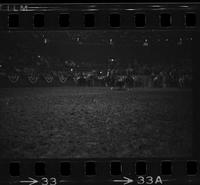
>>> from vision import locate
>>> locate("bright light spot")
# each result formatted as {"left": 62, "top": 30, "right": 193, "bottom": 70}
{"left": 180, "top": 5, "right": 189, "bottom": 8}
{"left": 109, "top": 38, "right": 113, "bottom": 45}
{"left": 177, "top": 38, "right": 183, "bottom": 45}
{"left": 125, "top": 8, "right": 136, "bottom": 11}
{"left": 151, "top": 5, "right": 161, "bottom": 8}
{"left": 44, "top": 38, "right": 47, "bottom": 44}
{"left": 143, "top": 39, "right": 148, "bottom": 46}
{"left": 88, "top": 5, "right": 96, "bottom": 8}
{"left": 85, "top": 8, "right": 98, "bottom": 11}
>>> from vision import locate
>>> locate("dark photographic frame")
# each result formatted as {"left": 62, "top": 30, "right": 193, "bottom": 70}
{"left": 0, "top": 2, "right": 199, "bottom": 185}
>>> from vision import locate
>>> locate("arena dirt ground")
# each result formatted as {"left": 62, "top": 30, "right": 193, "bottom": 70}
{"left": 0, "top": 87, "right": 193, "bottom": 158}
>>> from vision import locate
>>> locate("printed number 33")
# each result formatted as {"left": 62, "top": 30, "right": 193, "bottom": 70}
{"left": 41, "top": 177, "right": 57, "bottom": 185}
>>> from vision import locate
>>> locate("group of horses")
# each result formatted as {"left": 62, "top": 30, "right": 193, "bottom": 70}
{"left": 74, "top": 69, "right": 192, "bottom": 89}
{"left": 2, "top": 63, "right": 192, "bottom": 89}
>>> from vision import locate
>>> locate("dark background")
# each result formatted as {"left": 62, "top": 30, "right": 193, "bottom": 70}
{"left": 0, "top": 31, "right": 192, "bottom": 68}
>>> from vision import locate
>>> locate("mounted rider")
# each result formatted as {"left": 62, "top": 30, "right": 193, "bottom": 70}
{"left": 106, "top": 58, "right": 119, "bottom": 89}
{"left": 125, "top": 63, "right": 134, "bottom": 89}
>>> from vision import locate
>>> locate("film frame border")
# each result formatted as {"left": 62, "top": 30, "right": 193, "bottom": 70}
{"left": 0, "top": 2, "right": 199, "bottom": 185}
{"left": 0, "top": 159, "right": 200, "bottom": 185}
{"left": 0, "top": 3, "right": 200, "bottom": 30}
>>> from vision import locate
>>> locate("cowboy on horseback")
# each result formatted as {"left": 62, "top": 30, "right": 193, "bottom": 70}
{"left": 106, "top": 58, "right": 119, "bottom": 89}
{"left": 125, "top": 63, "right": 134, "bottom": 90}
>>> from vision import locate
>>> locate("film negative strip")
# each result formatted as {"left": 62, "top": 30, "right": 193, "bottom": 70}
{"left": 0, "top": 2, "right": 200, "bottom": 185}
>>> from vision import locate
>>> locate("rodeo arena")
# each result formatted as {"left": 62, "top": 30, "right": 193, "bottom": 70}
{"left": 0, "top": 31, "right": 192, "bottom": 89}
{"left": 0, "top": 31, "right": 193, "bottom": 158}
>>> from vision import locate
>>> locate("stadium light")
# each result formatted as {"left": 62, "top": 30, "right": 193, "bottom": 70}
{"left": 165, "top": 38, "right": 169, "bottom": 42}
{"left": 143, "top": 39, "right": 148, "bottom": 46}
{"left": 177, "top": 37, "right": 183, "bottom": 45}
{"left": 44, "top": 38, "right": 48, "bottom": 44}
{"left": 109, "top": 38, "right": 113, "bottom": 45}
